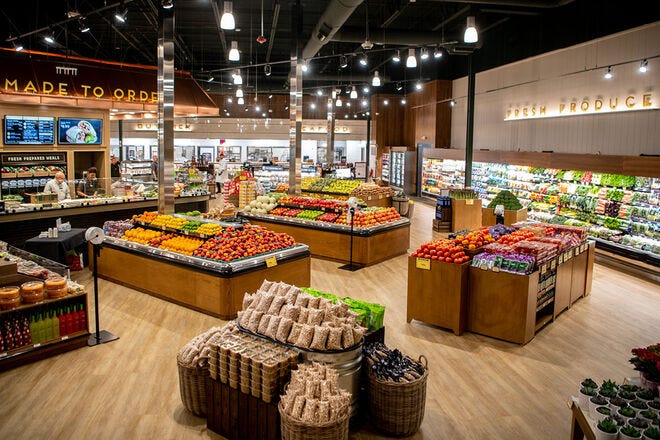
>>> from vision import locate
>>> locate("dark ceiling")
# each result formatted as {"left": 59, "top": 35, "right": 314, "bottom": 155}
{"left": 1, "top": 0, "right": 658, "bottom": 97}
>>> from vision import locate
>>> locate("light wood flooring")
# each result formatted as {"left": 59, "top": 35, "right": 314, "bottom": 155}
{"left": 0, "top": 201, "right": 658, "bottom": 439}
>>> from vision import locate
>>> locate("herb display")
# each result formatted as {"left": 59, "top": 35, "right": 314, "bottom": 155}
{"left": 487, "top": 190, "right": 523, "bottom": 210}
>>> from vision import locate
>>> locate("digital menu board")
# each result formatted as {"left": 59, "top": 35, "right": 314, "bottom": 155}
{"left": 58, "top": 118, "right": 102, "bottom": 145}
{"left": 4, "top": 116, "right": 56, "bottom": 145}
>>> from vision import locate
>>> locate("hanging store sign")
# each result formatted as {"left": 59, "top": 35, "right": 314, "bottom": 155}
{"left": 504, "top": 92, "right": 655, "bottom": 121}
{"left": 134, "top": 123, "right": 193, "bottom": 132}
{"left": 301, "top": 125, "right": 351, "bottom": 134}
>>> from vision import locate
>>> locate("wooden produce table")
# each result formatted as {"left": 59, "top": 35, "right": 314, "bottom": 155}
{"left": 93, "top": 241, "right": 311, "bottom": 320}
{"left": 481, "top": 207, "right": 528, "bottom": 227}
{"left": 407, "top": 256, "right": 470, "bottom": 335}
{"left": 569, "top": 402, "right": 595, "bottom": 440}
{"left": 451, "top": 199, "right": 482, "bottom": 232}
{"left": 243, "top": 215, "right": 410, "bottom": 266}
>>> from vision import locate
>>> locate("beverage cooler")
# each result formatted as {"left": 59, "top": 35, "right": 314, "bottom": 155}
{"left": 386, "top": 148, "right": 416, "bottom": 195}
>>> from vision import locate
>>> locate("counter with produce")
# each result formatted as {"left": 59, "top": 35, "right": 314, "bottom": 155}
{"left": 239, "top": 194, "right": 410, "bottom": 265}
{"left": 94, "top": 214, "right": 311, "bottom": 319}
{"left": 300, "top": 178, "right": 394, "bottom": 207}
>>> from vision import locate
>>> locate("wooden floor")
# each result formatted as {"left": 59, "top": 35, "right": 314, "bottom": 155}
{"left": 0, "top": 201, "right": 658, "bottom": 439}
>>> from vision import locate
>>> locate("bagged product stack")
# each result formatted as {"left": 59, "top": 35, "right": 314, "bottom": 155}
{"left": 237, "top": 280, "right": 367, "bottom": 352}
{"left": 278, "top": 362, "right": 351, "bottom": 440}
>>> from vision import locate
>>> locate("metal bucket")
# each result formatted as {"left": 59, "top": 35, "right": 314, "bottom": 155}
{"left": 301, "top": 342, "right": 363, "bottom": 418}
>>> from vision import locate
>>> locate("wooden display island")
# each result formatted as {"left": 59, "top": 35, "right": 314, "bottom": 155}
{"left": 242, "top": 215, "right": 410, "bottom": 266}
{"left": 451, "top": 199, "right": 482, "bottom": 232}
{"left": 93, "top": 241, "right": 311, "bottom": 320}
{"left": 481, "top": 207, "right": 528, "bottom": 227}
{"left": 407, "top": 241, "right": 595, "bottom": 344}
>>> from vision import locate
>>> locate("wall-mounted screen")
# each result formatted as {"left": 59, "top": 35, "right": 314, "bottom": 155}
{"left": 4, "top": 116, "right": 55, "bottom": 145}
{"left": 58, "top": 118, "right": 102, "bottom": 145}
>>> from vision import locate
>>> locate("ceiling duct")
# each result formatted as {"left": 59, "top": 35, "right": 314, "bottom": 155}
{"left": 302, "top": 0, "right": 364, "bottom": 60}
{"left": 332, "top": 27, "right": 454, "bottom": 46}
{"left": 424, "top": 0, "right": 575, "bottom": 7}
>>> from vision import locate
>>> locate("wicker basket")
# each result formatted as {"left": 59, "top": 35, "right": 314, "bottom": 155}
{"left": 177, "top": 353, "right": 210, "bottom": 417}
{"left": 367, "top": 355, "right": 428, "bottom": 437}
{"left": 278, "top": 401, "right": 350, "bottom": 440}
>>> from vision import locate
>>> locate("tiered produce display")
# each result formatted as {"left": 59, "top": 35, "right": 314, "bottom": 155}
{"left": 301, "top": 177, "right": 362, "bottom": 195}
{"left": 420, "top": 158, "right": 660, "bottom": 259}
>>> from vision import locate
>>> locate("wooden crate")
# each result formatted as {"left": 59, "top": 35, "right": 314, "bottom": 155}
{"left": 207, "top": 379, "right": 280, "bottom": 440}
{"left": 407, "top": 256, "right": 470, "bottom": 335}
{"left": 481, "top": 207, "right": 528, "bottom": 227}
{"left": 433, "top": 219, "right": 451, "bottom": 232}
{"left": 451, "top": 199, "right": 482, "bottom": 232}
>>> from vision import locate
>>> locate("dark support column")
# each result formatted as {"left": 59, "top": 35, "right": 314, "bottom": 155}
{"left": 326, "top": 96, "right": 335, "bottom": 165}
{"left": 365, "top": 112, "right": 371, "bottom": 178}
{"left": 465, "top": 53, "right": 476, "bottom": 188}
{"left": 117, "top": 120, "right": 124, "bottom": 161}
{"left": 288, "top": 0, "right": 303, "bottom": 194}
{"left": 157, "top": 6, "right": 175, "bottom": 213}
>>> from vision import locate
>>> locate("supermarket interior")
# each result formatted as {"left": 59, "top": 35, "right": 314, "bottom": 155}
{"left": 0, "top": 1, "right": 659, "bottom": 440}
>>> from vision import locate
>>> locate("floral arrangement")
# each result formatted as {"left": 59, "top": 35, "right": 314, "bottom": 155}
{"left": 630, "top": 343, "right": 660, "bottom": 382}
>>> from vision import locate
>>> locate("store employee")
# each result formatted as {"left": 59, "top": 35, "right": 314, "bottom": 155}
{"left": 43, "top": 171, "right": 71, "bottom": 201}
{"left": 77, "top": 167, "right": 100, "bottom": 198}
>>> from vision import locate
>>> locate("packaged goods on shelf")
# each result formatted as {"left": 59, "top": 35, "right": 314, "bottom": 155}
{"left": 238, "top": 280, "right": 366, "bottom": 351}
{"left": 350, "top": 183, "right": 394, "bottom": 200}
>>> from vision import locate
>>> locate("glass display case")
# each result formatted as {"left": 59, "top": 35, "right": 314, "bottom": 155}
{"left": 1, "top": 152, "right": 67, "bottom": 201}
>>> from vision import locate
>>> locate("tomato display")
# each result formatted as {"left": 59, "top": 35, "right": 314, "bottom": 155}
{"left": 193, "top": 225, "right": 296, "bottom": 262}
{"left": 497, "top": 230, "right": 536, "bottom": 245}
{"left": 411, "top": 239, "right": 470, "bottom": 264}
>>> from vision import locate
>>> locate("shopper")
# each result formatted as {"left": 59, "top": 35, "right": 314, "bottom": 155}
{"left": 110, "top": 155, "right": 121, "bottom": 181}
{"left": 151, "top": 155, "right": 159, "bottom": 181}
{"left": 215, "top": 152, "right": 229, "bottom": 192}
{"left": 43, "top": 171, "right": 71, "bottom": 201}
{"left": 76, "top": 167, "right": 100, "bottom": 198}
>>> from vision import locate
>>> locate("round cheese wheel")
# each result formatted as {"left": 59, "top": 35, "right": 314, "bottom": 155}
{"left": 0, "top": 286, "right": 20, "bottom": 300}
{"left": 45, "top": 277, "right": 67, "bottom": 290}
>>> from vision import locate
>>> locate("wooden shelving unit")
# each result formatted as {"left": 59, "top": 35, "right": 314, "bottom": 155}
{"left": 451, "top": 199, "right": 482, "bottom": 232}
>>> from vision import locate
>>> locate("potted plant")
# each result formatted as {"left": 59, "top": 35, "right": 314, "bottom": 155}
{"left": 596, "top": 406, "right": 612, "bottom": 422}
{"left": 630, "top": 418, "right": 650, "bottom": 430}
{"left": 596, "top": 417, "right": 619, "bottom": 440}
{"left": 637, "top": 389, "right": 656, "bottom": 402}
{"left": 601, "top": 388, "right": 619, "bottom": 399}
{"left": 620, "top": 390, "right": 638, "bottom": 401}
{"left": 619, "top": 406, "right": 638, "bottom": 420}
{"left": 644, "top": 426, "right": 660, "bottom": 440}
{"left": 620, "top": 425, "right": 642, "bottom": 440}
{"left": 611, "top": 397, "right": 630, "bottom": 411}
{"left": 580, "top": 385, "right": 598, "bottom": 409}
{"left": 581, "top": 378, "right": 599, "bottom": 389}
{"left": 640, "top": 409, "right": 658, "bottom": 421}
{"left": 630, "top": 343, "right": 660, "bottom": 396}
{"left": 622, "top": 384, "right": 642, "bottom": 393}
{"left": 631, "top": 400, "right": 650, "bottom": 411}
{"left": 591, "top": 395, "right": 610, "bottom": 419}
{"left": 603, "top": 379, "right": 621, "bottom": 391}
{"left": 648, "top": 401, "right": 660, "bottom": 411}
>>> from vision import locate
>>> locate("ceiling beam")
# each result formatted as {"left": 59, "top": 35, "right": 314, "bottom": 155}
{"left": 265, "top": 2, "right": 281, "bottom": 63}
{"left": 210, "top": 0, "right": 229, "bottom": 61}
{"left": 424, "top": 0, "right": 575, "bottom": 8}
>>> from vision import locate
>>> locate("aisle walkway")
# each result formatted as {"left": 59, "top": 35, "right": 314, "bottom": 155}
{"left": 0, "top": 202, "right": 658, "bottom": 439}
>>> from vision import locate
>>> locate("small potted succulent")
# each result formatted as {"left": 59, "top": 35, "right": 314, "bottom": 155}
{"left": 637, "top": 389, "right": 656, "bottom": 402}
{"left": 622, "top": 384, "right": 642, "bottom": 393}
{"left": 602, "top": 379, "right": 620, "bottom": 391}
{"left": 619, "top": 406, "right": 638, "bottom": 420}
{"left": 644, "top": 426, "right": 660, "bottom": 440}
{"left": 591, "top": 395, "right": 610, "bottom": 419}
{"left": 620, "top": 425, "right": 642, "bottom": 440}
{"left": 581, "top": 378, "right": 598, "bottom": 389}
{"left": 620, "top": 390, "right": 638, "bottom": 401}
{"left": 640, "top": 409, "right": 658, "bottom": 421}
{"left": 611, "top": 397, "right": 630, "bottom": 411}
{"left": 630, "top": 418, "right": 650, "bottom": 430}
{"left": 596, "top": 417, "right": 619, "bottom": 440}
{"left": 595, "top": 406, "right": 612, "bottom": 422}
{"left": 631, "top": 400, "right": 650, "bottom": 411}
{"left": 648, "top": 401, "right": 660, "bottom": 411}
{"left": 600, "top": 387, "right": 619, "bottom": 399}
{"left": 580, "top": 385, "right": 598, "bottom": 409}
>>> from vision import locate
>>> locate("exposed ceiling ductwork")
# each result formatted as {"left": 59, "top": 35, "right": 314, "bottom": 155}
{"left": 302, "top": 0, "right": 364, "bottom": 60}
{"left": 425, "top": 0, "right": 575, "bottom": 8}
{"left": 332, "top": 27, "right": 457, "bottom": 47}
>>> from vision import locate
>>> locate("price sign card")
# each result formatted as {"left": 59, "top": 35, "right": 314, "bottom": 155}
{"left": 265, "top": 256, "right": 278, "bottom": 268}
{"left": 415, "top": 258, "right": 431, "bottom": 270}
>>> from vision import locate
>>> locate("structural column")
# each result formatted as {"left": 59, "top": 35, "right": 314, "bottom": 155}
{"left": 288, "top": 0, "right": 303, "bottom": 194}
{"left": 157, "top": 5, "right": 175, "bottom": 213}
{"left": 326, "top": 95, "right": 335, "bottom": 165}
{"left": 464, "top": 53, "right": 476, "bottom": 188}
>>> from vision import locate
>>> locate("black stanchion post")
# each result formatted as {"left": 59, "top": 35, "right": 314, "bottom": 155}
{"left": 339, "top": 206, "right": 363, "bottom": 272}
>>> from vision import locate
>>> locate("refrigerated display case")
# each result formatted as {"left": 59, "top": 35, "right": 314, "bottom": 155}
{"left": 389, "top": 150, "right": 416, "bottom": 195}
{"left": 1, "top": 152, "right": 67, "bottom": 201}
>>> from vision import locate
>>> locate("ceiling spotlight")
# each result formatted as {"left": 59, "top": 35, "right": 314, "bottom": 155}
{"left": 346, "top": 102, "right": 351, "bottom": 107}
{"left": 227, "top": 97, "right": 233, "bottom": 104}
{"left": 236, "top": 87, "right": 244, "bottom": 98}
{"left": 161, "top": 0, "right": 174, "bottom": 8}
{"left": 244, "top": 107, "right": 249, "bottom": 112}
{"left": 415, "top": 82, "right": 422, "bottom": 90}
{"left": 604, "top": 66, "right": 613, "bottom": 79}
{"left": 221, "top": 1, "right": 235, "bottom": 30}
{"left": 207, "top": 76, "right": 214, "bottom": 82}
{"left": 383, "top": 99, "right": 389, "bottom": 106}
{"left": 232, "top": 72, "right": 243, "bottom": 84}
{"left": 420, "top": 47, "right": 429, "bottom": 60}
{"left": 395, "top": 82, "right": 403, "bottom": 91}
{"left": 350, "top": 86, "right": 358, "bottom": 99}
{"left": 361, "top": 99, "right": 368, "bottom": 107}
{"left": 434, "top": 47, "right": 443, "bottom": 59}
{"left": 450, "top": 99, "right": 456, "bottom": 107}
{"left": 255, "top": 106, "right": 261, "bottom": 112}
{"left": 372, "top": 71, "right": 381, "bottom": 87}
{"left": 310, "top": 103, "right": 316, "bottom": 109}
{"left": 339, "top": 55, "right": 348, "bottom": 68}
{"left": 639, "top": 59, "right": 648, "bottom": 73}
{"left": 114, "top": 7, "right": 128, "bottom": 23}
{"left": 354, "top": 114, "right": 357, "bottom": 118}
{"left": 392, "top": 49, "right": 401, "bottom": 63}
{"left": 44, "top": 32, "right": 55, "bottom": 44}
{"left": 317, "top": 89, "right": 323, "bottom": 96}
{"left": 12, "top": 40, "right": 24, "bottom": 52}
{"left": 78, "top": 19, "right": 90, "bottom": 33}
{"left": 237, "top": 97, "right": 244, "bottom": 105}
{"left": 262, "top": 113, "right": 267, "bottom": 117}
{"left": 406, "top": 48, "right": 417, "bottom": 68}
{"left": 464, "top": 16, "right": 478, "bottom": 43}
{"left": 363, "top": 86, "right": 370, "bottom": 94}
{"left": 301, "top": 60, "right": 309, "bottom": 73}
{"left": 359, "top": 54, "right": 368, "bottom": 67}
{"left": 228, "top": 41, "right": 240, "bottom": 61}
{"left": 344, "top": 114, "right": 349, "bottom": 119}
{"left": 264, "top": 64, "right": 272, "bottom": 76}
{"left": 336, "top": 97, "right": 343, "bottom": 107}
{"left": 401, "top": 98, "right": 407, "bottom": 105}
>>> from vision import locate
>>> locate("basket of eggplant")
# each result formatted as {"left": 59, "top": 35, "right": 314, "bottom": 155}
{"left": 363, "top": 342, "right": 429, "bottom": 437}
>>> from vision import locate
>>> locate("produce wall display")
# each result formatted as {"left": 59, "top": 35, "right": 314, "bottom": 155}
{"left": 421, "top": 158, "right": 660, "bottom": 260}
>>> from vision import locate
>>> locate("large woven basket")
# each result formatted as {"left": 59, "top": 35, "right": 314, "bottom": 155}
{"left": 177, "top": 353, "right": 210, "bottom": 417}
{"left": 278, "top": 401, "right": 350, "bottom": 440}
{"left": 367, "top": 355, "right": 428, "bottom": 437}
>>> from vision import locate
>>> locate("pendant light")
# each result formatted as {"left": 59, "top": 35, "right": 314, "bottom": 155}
{"left": 406, "top": 48, "right": 417, "bottom": 68}
{"left": 464, "top": 16, "right": 478, "bottom": 43}
{"left": 237, "top": 97, "right": 244, "bottom": 105}
{"left": 220, "top": 1, "right": 235, "bottom": 30}
{"left": 372, "top": 71, "right": 381, "bottom": 87}
{"left": 228, "top": 41, "right": 240, "bottom": 61}
{"left": 420, "top": 47, "right": 429, "bottom": 60}
{"left": 336, "top": 97, "right": 343, "bottom": 107}
{"left": 317, "top": 89, "right": 323, "bottom": 96}
{"left": 392, "top": 49, "right": 401, "bottom": 63}
{"left": 415, "top": 82, "right": 422, "bottom": 90}
{"left": 350, "top": 86, "right": 358, "bottom": 99}
{"left": 44, "top": 32, "right": 55, "bottom": 44}
{"left": 13, "top": 40, "right": 24, "bottom": 52}
{"left": 264, "top": 64, "right": 272, "bottom": 76}
{"left": 339, "top": 55, "right": 348, "bottom": 68}
{"left": 639, "top": 59, "right": 648, "bottom": 73}
{"left": 434, "top": 48, "right": 443, "bottom": 59}
{"left": 359, "top": 54, "right": 368, "bottom": 66}
{"left": 236, "top": 87, "right": 244, "bottom": 98}
{"left": 604, "top": 66, "right": 613, "bottom": 79}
